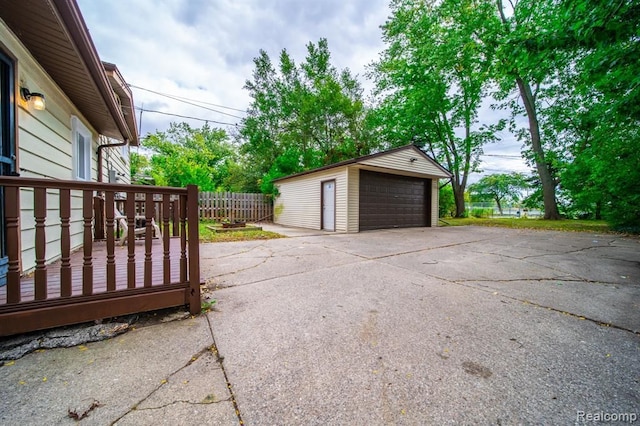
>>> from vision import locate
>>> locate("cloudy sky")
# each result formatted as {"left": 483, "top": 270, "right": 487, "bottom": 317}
{"left": 76, "top": 0, "right": 528, "bottom": 180}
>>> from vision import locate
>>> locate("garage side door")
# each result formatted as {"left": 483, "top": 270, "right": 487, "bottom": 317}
{"left": 359, "top": 170, "right": 430, "bottom": 231}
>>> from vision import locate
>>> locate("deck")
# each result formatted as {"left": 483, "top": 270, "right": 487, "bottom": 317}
{"left": 0, "top": 177, "right": 201, "bottom": 336}
{"left": 0, "top": 238, "right": 185, "bottom": 304}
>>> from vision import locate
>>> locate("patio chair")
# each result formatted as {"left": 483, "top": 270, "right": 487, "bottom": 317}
{"left": 114, "top": 205, "right": 161, "bottom": 246}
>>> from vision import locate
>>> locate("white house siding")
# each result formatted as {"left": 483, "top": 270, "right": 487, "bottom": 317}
{"left": 358, "top": 147, "right": 448, "bottom": 178}
{"left": 274, "top": 168, "right": 348, "bottom": 231}
{"left": 2, "top": 21, "right": 98, "bottom": 272}
{"left": 100, "top": 137, "right": 131, "bottom": 184}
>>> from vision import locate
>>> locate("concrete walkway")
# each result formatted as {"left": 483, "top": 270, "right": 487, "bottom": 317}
{"left": 0, "top": 225, "right": 638, "bottom": 424}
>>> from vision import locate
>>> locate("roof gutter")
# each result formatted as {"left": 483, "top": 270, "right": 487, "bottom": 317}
{"left": 52, "top": 0, "right": 134, "bottom": 142}
{"left": 97, "top": 139, "right": 128, "bottom": 182}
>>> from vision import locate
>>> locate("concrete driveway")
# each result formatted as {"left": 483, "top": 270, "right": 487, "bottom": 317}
{"left": 204, "top": 225, "right": 639, "bottom": 425}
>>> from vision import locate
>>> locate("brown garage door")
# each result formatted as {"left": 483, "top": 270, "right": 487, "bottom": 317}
{"left": 359, "top": 170, "right": 430, "bottom": 231}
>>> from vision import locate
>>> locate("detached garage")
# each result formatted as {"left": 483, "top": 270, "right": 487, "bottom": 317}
{"left": 273, "top": 144, "right": 451, "bottom": 232}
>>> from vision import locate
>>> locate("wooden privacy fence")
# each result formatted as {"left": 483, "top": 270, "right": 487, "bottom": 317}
{"left": 199, "top": 191, "right": 272, "bottom": 222}
{"left": 0, "top": 177, "right": 201, "bottom": 337}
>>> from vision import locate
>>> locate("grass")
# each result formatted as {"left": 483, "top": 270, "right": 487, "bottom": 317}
{"left": 198, "top": 221, "right": 284, "bottom": 243}
{"left": 440, "top": 217, "right": 614, "bottom": 233}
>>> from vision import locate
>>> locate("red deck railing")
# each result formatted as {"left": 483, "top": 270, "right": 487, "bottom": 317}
{"left": 0, "top": 177, "right": 201, "bottom": 336}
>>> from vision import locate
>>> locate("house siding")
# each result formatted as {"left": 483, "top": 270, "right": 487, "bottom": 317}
{"left": 358, "top": 147, "right": 448, "bottom": 178}
{"left": 100, "top": 137, "right": 131, "bottom": 184}
{"left": 274, "top": 168, "right": 348, "bottom": 231}
{"left": 2, "top": 20, "right": 99, "bottom": 272}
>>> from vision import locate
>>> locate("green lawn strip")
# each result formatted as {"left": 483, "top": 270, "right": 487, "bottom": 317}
{"left": 441, "top": 217, "right": 613, "bottom": 233}
{"left": 199, "top": 221, "right": 284, "bottom": 242}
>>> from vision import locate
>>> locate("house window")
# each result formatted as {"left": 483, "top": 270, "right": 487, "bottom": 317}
{"left": 71, "top": 116, "right": 92, "bottom": 180}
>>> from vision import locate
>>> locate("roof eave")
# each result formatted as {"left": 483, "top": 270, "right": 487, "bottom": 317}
{"left": 273, "top": 144, "right": 452, "bottom": 183}
{"left": 53, "top": 0, "right": 134, "bottom": 142}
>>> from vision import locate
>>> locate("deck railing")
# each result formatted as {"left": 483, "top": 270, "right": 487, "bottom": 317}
{"left": 0, "top": 177, "right": 201, "bottom": 336}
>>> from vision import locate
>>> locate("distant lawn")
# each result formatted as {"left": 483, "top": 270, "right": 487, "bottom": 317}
{"left": 199, "top": 221, "right": 284, "bottom": 243}
{"left": 440, "top": 217, "right": 613, "bottom": 233}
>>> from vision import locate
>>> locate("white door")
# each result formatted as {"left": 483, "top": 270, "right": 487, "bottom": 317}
{"left": 322, "top": 181, "right": 335, "bottom": 231}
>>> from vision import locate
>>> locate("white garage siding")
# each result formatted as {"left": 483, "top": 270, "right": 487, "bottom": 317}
{"left": 431, "top": 179, "right": 439, "bottom": 227}
{"left": 359, "top": 147, "right": 446, "bottom": 177}
{"left": 346, "top": 167, "right": 359, "bottom": 232}
{"left": 273, "top": 145, "right": 451, "bottom": 232}
{"left": 274, "top": 168, "right": 349, "bottom": 231}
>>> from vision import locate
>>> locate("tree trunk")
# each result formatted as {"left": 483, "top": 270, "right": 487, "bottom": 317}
{"left": 495, "top": 197, "right": 503, "bottom": 215}
{"left": 595, "top": 201, "right": 602, "bottom": 220}
{"left": 515, "top": 78, "right": 561, "bottom": 220}
{"left": 452, "top": 181, "right": 466, "bottom": 217}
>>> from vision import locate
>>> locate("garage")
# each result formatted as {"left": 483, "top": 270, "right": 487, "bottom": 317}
{"left": 359, "top": 170, "right": 430, "bottom": 231}
{"left": 272, "top": 144, "right": 451, "bottom": 232}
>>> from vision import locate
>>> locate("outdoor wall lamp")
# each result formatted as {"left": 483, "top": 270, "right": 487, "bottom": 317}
{"left": 20, "top": 87, "right": 46, "bottom": 111}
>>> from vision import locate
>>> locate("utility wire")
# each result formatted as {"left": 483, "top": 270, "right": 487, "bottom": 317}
{"left": 480, "top": 154, "right": 523, "bottom": 158}
{"left": 134, "top": 106, "right": 239, "bottom": 127}
{"left": 128, "top": 84, "right": 246, "bottom": 118}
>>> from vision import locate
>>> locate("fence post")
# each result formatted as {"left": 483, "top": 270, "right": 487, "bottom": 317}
{"left": 186, "top": 185, "right": 201, "bottom": 315}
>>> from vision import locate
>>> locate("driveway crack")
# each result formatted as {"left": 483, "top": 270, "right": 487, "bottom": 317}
{"left": 450, "top": 280, "right": 640, "bottom": 336}
{"left": 110, "top": 344, "right": 217, "bottom": 425}
{"left": 204, "top": 314, "right": 245, "bottom": 425}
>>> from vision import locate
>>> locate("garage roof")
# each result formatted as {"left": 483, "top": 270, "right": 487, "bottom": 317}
{"left": 0, "top": 0, "right": 138, "bottom": 144}
{"left": 273, "top": 144, "right": 452, "bottom": 182}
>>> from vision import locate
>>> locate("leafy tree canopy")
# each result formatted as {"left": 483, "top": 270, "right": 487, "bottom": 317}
{"left": 141, "top": 122, "right": 238, "bottom": 191}
{"left": 239, "top": 38, "right": 380, "bottom": 194}
{"left": 469, "top": 172, "right": 530, "bottom": 215}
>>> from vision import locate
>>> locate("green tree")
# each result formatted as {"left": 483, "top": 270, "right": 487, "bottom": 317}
{"left": 487, "top": 0, "right": 567, "bottom": 220}
{"left": 438, "top": 182, "right": 456, "bottom": 218}
{"left": 468, "top": 172, "right": 529, "bottom": 215}
{"left": 371, "top": 0, "right": 504, "bottom": 217}
{"left": 239, "top": 39, "right": 379, "bottom": 194}
{"left": 523, "top": 0, "right": 640, "bottom": 229}
{"left": 129, "top": 151, "right": 152, "bottom": 185}
{"left": 143, "top": 122, "right": 238, "bottom": 191}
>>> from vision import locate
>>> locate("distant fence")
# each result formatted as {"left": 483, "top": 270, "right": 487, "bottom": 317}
{"left": 199, "top": 192, "right": 272, "bottom": 222}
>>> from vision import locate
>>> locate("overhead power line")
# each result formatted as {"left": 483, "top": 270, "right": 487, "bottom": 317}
{"left": 134, "top": 106, "right": 239, "bottom": 127}
{"left": 128, "top": 84, "right": 246, "bottom": 118}
{"left": 480, "top": 154, "right": 523, "bottom": 159}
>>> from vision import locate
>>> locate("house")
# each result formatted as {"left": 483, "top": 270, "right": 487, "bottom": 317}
{"left": 0, "top": 0, "right": 138, "bottom": 279}
{"left": 273, "top": 144, "right": 452, "bottom": 232}
{"left": 0, "top": 0, "right": 201, "bottom": 336}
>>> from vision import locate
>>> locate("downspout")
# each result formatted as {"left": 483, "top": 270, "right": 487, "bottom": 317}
{"left": 97, "top": 138, "right": 129, "bottom": 182}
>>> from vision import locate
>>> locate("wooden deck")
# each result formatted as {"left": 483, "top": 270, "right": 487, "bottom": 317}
{"left": 0, "top": 238, "right": 185, "bottom": 304}
{"left": 0, "top": 177, "right": 201, "bottom": 337}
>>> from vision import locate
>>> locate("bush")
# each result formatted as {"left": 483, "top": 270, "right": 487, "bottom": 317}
{"left": 470, "top": 208, "right": 493, "bottom": 218}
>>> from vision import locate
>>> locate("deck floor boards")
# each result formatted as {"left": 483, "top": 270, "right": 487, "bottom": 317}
{"left": 0, "top": 238, "right": 186, "bottom": 304}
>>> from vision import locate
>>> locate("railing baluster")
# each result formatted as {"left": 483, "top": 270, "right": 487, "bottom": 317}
{"left": 5, "top": 186, "right": 21, "bottom": 304}
{"left": 171, "top": 199, "right": 179, "bottom": 237}
{"left": 105, "top": 191, "right": 116, "bottom": 291}
{"left": 126, "top": 192, "right": 136, "bottom": 289}
{"left": 162, "top": 194, "right": 171, "bottom": 284}
{"left": 144, "top": 193, "right": 153, "bottom": 287}
{"left": 59, "top": 189, "right": 72, "bottom": 297}
{"left": 34, "top": 187, "right": 47, "bottom": 300}
{"left": 180, "top": 193, "right": 187, "bottom": 283}
{"left": 82, "top": 190, "right": 94, "bottom": 295}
